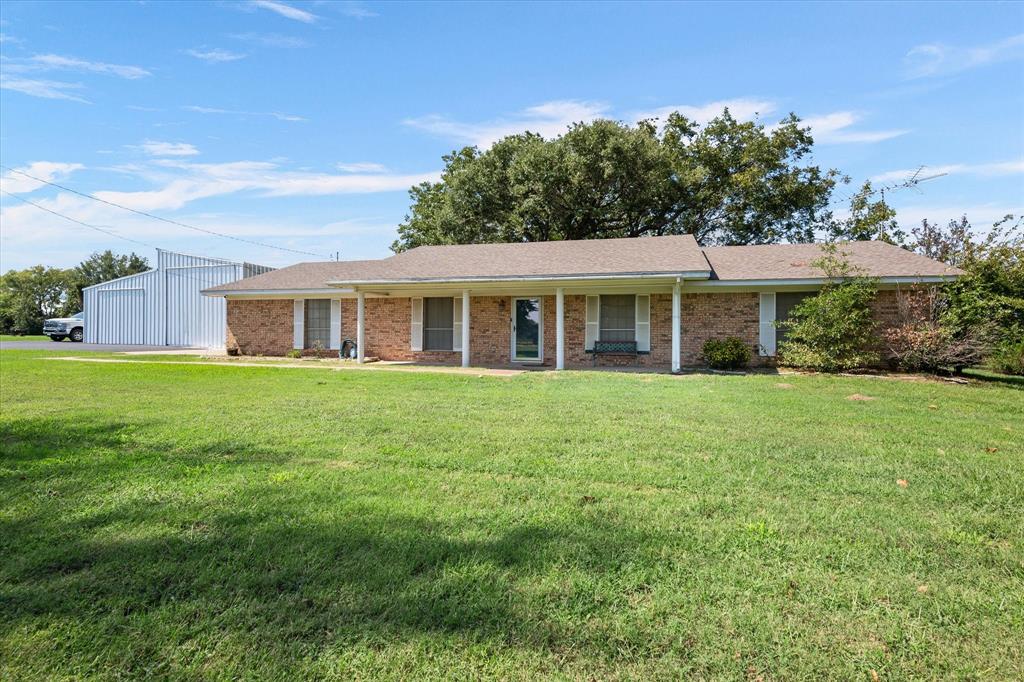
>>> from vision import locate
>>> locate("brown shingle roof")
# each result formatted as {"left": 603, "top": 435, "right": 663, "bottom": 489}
{"left": 701, "top": 241, "right": 963, "bottom": 280}
{"left": 205, "top": 235, "right": 710, "bottom": 291}
{"left": 336, "top": 235, "right": 710, "bottom": 283}
{"left": 204, "top": 237, "right": 962, "bottom": 293}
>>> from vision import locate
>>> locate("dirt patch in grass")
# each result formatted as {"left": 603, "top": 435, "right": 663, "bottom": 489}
{"left": 846, "top": 393, "right": 876, "bottom": 401}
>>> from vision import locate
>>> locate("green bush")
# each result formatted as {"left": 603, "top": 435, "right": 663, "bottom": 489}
{"left": 777, "top": 245, "right": 880, "bottom": 372}
{"left": 285, "top": 349, "right": 302, "bottom": 359}
{"left": 990, "top": 331, "right": 1024, "bottom": 376}
{"left": 701, "top": 337, "right": 751, "bottom": 370}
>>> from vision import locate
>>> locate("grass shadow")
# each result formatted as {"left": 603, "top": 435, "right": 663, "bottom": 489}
{"left": 963, "top": 368, "right": 1024, "bottom": 390}
{"left": 1, "top": 415, "right": 683, "bottom": 676}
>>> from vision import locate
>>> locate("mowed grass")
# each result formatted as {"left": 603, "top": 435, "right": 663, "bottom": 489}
{"left": 1, "top": 350, "right": 1021, "bottom": 680}
{"left": 0, "top": 335, "right": 50, "bottom": 341}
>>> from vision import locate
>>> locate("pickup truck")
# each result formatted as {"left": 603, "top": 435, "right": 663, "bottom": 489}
{"left": 43, "top": 312, "right": 85, "bottom": 342}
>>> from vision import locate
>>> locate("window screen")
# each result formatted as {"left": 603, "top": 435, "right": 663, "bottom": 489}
{"left": 304, "top": 299, "right": 332, "bottom": 348}
{"left": 599, "top": 295, "right": 635, "bottom": 342}
{"left": 424, "top": 297, "right": 454, "bottom": 350}
{"left": 776, "top": 292, "right": 814, "bottom": 346}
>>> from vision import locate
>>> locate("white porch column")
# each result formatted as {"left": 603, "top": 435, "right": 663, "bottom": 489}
{"left": 672, "top": 282, "right": 681, "bottom": 373}
{"left": 461, "top": 290, "right": 470, "bottom": 368}
{"left": 555, "top": 287, "right": 565, "bottom": 370}
{"left": 356, "top": 291, "right": 365, "bottom": 363}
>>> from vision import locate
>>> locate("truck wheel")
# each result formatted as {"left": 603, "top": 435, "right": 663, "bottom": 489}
{"left": 70, "top": 328, "right": 84, "bottom": 342}
{"left": 50, "top": 335, "right": 66, "bottom": 342}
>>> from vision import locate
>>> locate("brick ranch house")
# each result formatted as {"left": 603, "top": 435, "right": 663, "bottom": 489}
{"left": 203, "top": 236, "right": 962, "bottom": 371}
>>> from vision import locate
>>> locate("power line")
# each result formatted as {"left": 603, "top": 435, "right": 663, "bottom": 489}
{"left": 1, "top": 189, "right": 158, "bottom": 249}
{"left": 1, "top": 165, "right": 331, "bottom": 259}
{"left": 2, "top": 190, "right": 277, "bottom": 289}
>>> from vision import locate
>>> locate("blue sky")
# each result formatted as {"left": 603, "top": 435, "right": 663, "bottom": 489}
{"left": 1, "top": 0, "right": 1022, "bottom": 271}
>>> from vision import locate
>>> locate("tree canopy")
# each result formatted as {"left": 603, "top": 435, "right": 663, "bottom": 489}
{"left": 826, "top": 181, "right": 903, "bottom": 244}
{"left": 393, "top": 110, "right": 841, "bottom": 251}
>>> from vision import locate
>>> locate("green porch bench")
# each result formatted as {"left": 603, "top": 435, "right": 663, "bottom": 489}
{"left": 592, "top": 340, "right": 640, "bottom": 366}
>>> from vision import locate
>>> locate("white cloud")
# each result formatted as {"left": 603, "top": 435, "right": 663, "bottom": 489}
{"left": 0, "top": 32, "right": 23, "bottom": 44}
{"left": 228, "top": 32, "right": 309, "bottom": 48}
{"left": 0, "top": 158, "right": 438, "bottom": 268}
{"left": 249, "top": 0, "right": 318, "bottom": 23}
{"left": 336, "top": 162, "right": 388, "bottom": 173}
{"left": 98, "top": 159, "right": 439, "bottom": 210}
{"left": 404, "top": 100, "right": 610, "bottom": 148}
{"left": 891, "top": 202, "right": 1023, "bottom": 233}
{"left": 0, "top": 76, "right": 89, "bottom": 102}
{"left": 0, "top": 161, "right": 83, "bottom": 194}
{"left": 185, "top": 48, "right": 247, "bottom": 63}
{"left": 800, "top": 111, "right": 908, "bottom": 144}
{"left": 337, "top": 1, "right": 378, "bottom": 19}
{"left": 871, "top": 160, "right": 1024, "bottom": 184}
{"left": 183, "top": 105, "right": 306, "bottom": 122}
{"left": 136, "top": 140, "right": 201, "bottom": 157}
{"left": 26, "top": 54, "right": 150, "bottom": 79}
{"left": 406, "top": 98, "right": 905, "bottom": 148}
{"left": 904, "top": 33, "right": 1024, "bottom": 78}
{"left": 0, "top": 53, "right": 149, "bottom": 102}
{"left": 632, "top": 98, "right": 776, "bottom": 125}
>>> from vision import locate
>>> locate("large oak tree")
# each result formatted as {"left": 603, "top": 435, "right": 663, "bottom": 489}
{"left": 393, "top": 110, "right": 841, "bottom": 251}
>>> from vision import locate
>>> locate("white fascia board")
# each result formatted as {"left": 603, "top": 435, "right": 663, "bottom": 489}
{"left": 685, "top": 275, "right": 959, "bottom": 289}
{"left": 325, "top": 270, "right": 712, "bottom": 287}
{"left": 202, "top": 288, "right": 355, "bottom": 298}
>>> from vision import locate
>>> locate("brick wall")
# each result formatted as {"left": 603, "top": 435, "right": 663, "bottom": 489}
{"left": 680, "top": 292, "right": 765, "bottom": 367}
{"left": 227, "top": 289, "right": 919, "bottom": 369}
{"left": 226, "top": 299, "right": 294, "bottom": 356}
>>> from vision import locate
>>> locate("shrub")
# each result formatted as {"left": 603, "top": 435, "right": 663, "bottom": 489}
{"left": 777, "top": 244, "right": 880, "bottom": 372}
{"left": 311, "top": 339, "right": 326, "bottom": 359}
{"left": 285, "top": 349, "right": 302, "bottom": 359}
{"left": 702, "top": 337, "right": 751, "bottom": 370}
{"left": 884, "top": 324, "right": 989, "bottom": 373}
{"left": 990, "top": 331, "right": 1024, "bottom": 375}
{"left": 883, "top": 286, "right": 991, "bottom": 373}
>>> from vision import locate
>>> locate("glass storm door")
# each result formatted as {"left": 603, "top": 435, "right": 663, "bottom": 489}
{"left": 512, "top": 297, "right": 543, "bottom": 362}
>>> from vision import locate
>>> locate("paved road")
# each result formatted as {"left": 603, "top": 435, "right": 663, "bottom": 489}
{"left": 1, "top": 340, "right": 201, "bottom": 352}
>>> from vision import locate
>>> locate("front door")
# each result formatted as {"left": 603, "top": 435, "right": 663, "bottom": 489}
{"left": 512, "top": 297, "right": 543, "bottom": 362}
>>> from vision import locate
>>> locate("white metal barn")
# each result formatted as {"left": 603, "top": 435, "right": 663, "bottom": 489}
{"left": 84, "top": 250, "right": 272, "bottom": 348}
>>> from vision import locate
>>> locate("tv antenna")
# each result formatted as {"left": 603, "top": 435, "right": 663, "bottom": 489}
{"left": 832, "top": 164, "right": 949, "bottom": 207}
{"left": 878, "top": 165, "right": 948, "bottom": 204}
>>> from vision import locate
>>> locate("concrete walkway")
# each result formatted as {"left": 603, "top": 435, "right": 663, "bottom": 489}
{"left": 1, "top": 340, "right": 203, "bottom": 353}
{"left": 44, "top": 356, "right": 526, "bottom": 377}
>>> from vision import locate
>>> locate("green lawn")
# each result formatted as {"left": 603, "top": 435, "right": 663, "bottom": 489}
{"left": 1, "top": 350, "right": 1021, "bottom": 680}
{"left": 0, "top": 335, "right": 50, "bottom": 341}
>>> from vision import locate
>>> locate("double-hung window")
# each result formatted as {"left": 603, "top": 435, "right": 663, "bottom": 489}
{"left": 423, "top": 297, "right": 454, "bottom": 350}
{"left": 304, "top": 299, "right": 331, "bottom": 348}
{"left": 599, "top": 295, "right": 636, "bottom": 342}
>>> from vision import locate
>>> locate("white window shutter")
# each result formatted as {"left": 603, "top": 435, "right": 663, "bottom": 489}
{"left": 452, "top": 296, "right": 462, "bottom": 351}
{"left": 585, "top": 295, "right": 600, "bottom": 350}
{"left": 293, "top": 299, "right": 304, "bottom": 350}
{"left": 329, "top": 299, "right": 341, "bottom": 350}
{"left": 759, "top": 292, "right": 776, "bottom": 356}
{"left": 410, "top": 297, "right": 423, "bottom": 351}
{"left": 635, "top": 294, "right": 651, "bottom": 352}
